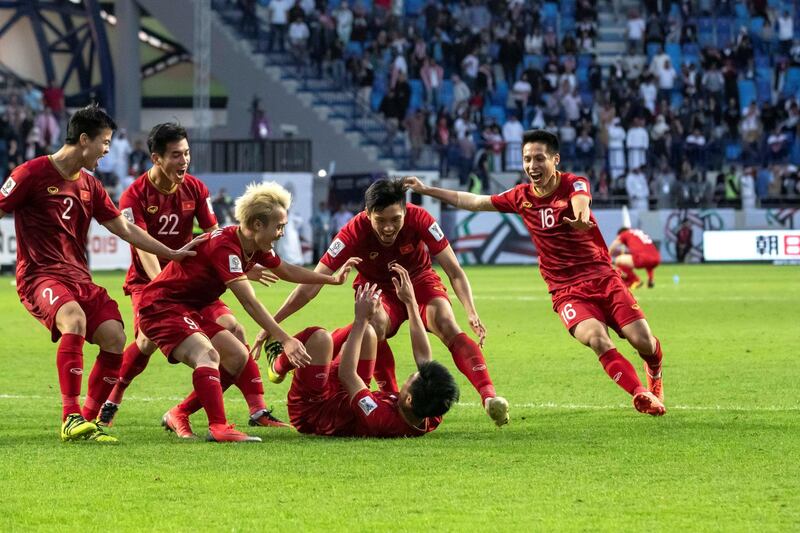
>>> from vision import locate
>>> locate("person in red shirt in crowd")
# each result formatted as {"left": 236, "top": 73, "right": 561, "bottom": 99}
{"left": 137, "top": 182, "right": 357, "bottom": 442}
{"left": 99, "top": 122, "right": 289, "bottom": 430}
{"left": 265, "top": 178, "right": 509, "bottom": 427}
{"left": 263, "top": 265, "right": 458, "bottom": 438}
{"left": 404, "top": 129, "right": 666, "bottom": 416}
{"left": 0, "top": 105, "right": 199, "bottom": 443}
{"left": 608, "top": 227, "right": 662, "bottom": 289}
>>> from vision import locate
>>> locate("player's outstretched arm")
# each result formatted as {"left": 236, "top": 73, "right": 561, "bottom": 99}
{"left": 271, "top": 257, "right": 361, "bottom": 286}
{"left": 402, "top": 176, "right": 497, "bottom": 212}
{"left": 339, "top": 283, "right": 381, "bottom": 399}
{"left": 103, "top": 215, "right": 198, "bottom": 262}
{"left": 391, "top": 264, "right": 433, "bottom": 366}
{"left": 608, "top": 236, "right": 623, "bottom": 255}
{"left": 564, "top": 194, "right": 596, "bottom": 231}
{"left": 434, "top": 246, "right": 486, "bottom": 347}
{"left": 228, "top": 278, "right": 311, "bottom": 368}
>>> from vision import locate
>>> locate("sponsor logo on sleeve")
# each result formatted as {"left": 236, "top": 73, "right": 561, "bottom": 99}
{"left": 327, "top": 238, "right": 345, "bottom": 257}
{"left": 573, "top": 181, "right": 588, "bottom": 193}
{"left": 428, "top": 222, "right": 445, "bottom": 242}
{"left": 121, "top": 207, "right": 135, "bottom": 223}
{"left": 229, "top": 254, "right": 243, "bottom": 273}
{"left": 1, "top": 177, "right": 17, "bottom": 197}
{"left": 357, "top": 395, "right": 379, "bottom": 416}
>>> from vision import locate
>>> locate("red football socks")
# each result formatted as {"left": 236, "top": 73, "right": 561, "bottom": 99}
{"left": 234, "top": 355, "right": 267, "bottom": 415}
{"left": 646, "top": 268, "right": 655, "bottom": 284}
{"left": 373, "top": 341, "right": 398, "bottom": 392}
{"left": 618, "top": 264, "right": 640, "bottom": 286}
{"left": 273, "top": 352, "right": 294, "bottom": 376}
{"left": 598, "top": 348, "right": 646, "bottom": 396}
{"left": 107, "top": 342, "right": 151, "bottom": 405}
{"left": 357, "top": 358, "right": 377, "bottom": 384}
{"left": 82, "top": 351, "right": 122, "bottom": 420}
{"left": 447, "top": 333, "right": 496, "bottom": 402}
{"left": 56, "top": 333, "right": 85, "bottom": 420}
{"left": 192, "top": 366, "right": 227, "bottom": 426}
{"left": 638, "top": 337, "right": 663, "bottom": 374}
{"left": 295, "top": 364, "right": 330, "bottom": 395}
{"left": 179, "top": 366, "right": 236, "bottom": 416}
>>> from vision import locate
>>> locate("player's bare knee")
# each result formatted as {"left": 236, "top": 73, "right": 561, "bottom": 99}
{"left": 221, "top": 347, "right": 247, "bottom": 376}
{"left": 230, "top": 322, "right": 247, "bottom": 345}
{"left": 104, "top": 331, "right": 126, "bottom": 354}
{"left": 136, "top": 333, "right": 158, "bottom": 355}
{"left": 196, "top": 348, "right": 221, "bottom": 368}
{"left": 631, "top": 333, "right": 657, "bottom": 355}
{"left": 307, "top": 328, "right": 333, "bottom": 365}
{"left": 369, "top": 314, "right": 389, "bottom": 341}
{"left": 55, "top": 302, "right": 87, "bottom": 336}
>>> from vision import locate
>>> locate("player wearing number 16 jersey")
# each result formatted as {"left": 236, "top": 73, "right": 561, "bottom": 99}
{"left": 404, "top": 130, "right": 666, "bottom": 416}
{"left": 0, "top": 105, "right": 198, "bottom": 443}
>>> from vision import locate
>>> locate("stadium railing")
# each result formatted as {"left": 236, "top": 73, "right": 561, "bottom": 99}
{"left": 189, "top": 139, "right": 312, "bottom": 173}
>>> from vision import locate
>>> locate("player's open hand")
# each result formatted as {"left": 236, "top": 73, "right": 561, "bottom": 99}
{"left": 283, "top": 337, "right": 311, "bottom": 368}
{"left": 332, "top": 257, "right": 362, "bottom": 285}
{"left": 247, "top": 264, "right": 280, "bottom": 287}
{"left": 250, "top": 329, "right": 270, "bottom": 360}
{"left": 171, "top": 234, "right": 207, "bottom": 261}
{"left": 402, "top": 176, "right": 426, "bottom": 193}
{"left": 468, "top": 312, "right": 487, "bottom": 347}
{"left": 354, "top": 282, "right": 381, "bottom": 322}
{"left": 390, "top": 263, "right": 417, "bottom": 305}
{"left": 563, "top": 208, "right": 596, "bottom": 231}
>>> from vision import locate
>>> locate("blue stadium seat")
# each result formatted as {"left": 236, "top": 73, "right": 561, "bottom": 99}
{"left": 755, "top": 54, "right": 771, "bottom": 68}
{"left": 750, "top": 17, "right": 765, "bottom": 37}
{"left": 577, "top": 54, "right": 593, "bottom": 69}
{"left": 670, "top": 91, "right": 683, "bottom": 108}
{"left": 523, "top": 54, "right": 543, "bottom": 70}
{"left": 738, "top": 79, "right": 757, "bottom": 106}
{"left": 485, "top": 105, "right": 506, "bottom": 125}
{"left": 370, "top": 89, "right": 384, "bottom": 112}
{"left": 405, "top": 0, "right": 423, "bottom": 16}
{"left": 409, "top": 80, "right": 423, "bottom": 111}
{"left": 440, "top": 79, "right": 454, "bottom": 110}
{"left": 697, "top": 17, "right": 714, "bottom": 47}
{"left": 344, "top": 41, "right": 363, "bottom": 59}
{"left": 561, "top": 16, "right": 575, "bottom": 33}
{"left": 783, "top": 67, "right": 800, "bottom": 97}
{"left": 716, "top": 17, "right": 733, "bottom": 47}
{"left": 734, "top": 3, "right": 748, "bottom": 19}
{"left": 543, "top": 2, "right": 558, "bottom": 19}
{"left": 646, "top": 43, "right": 660, "bottom": 60}
{"left": 756, "top": 78, "right": 772, "bottom": 104}
{"left": 725, "top": 142, "right": 742, "bottom": 161}
{"left": 756, "top": 66, "right": 773, "bottom": 81}
{"left": 492, "top": 81, "right": 509, "bottom": 107}
{"left": 665, "top": 43, "right": 682, "bottom": 69}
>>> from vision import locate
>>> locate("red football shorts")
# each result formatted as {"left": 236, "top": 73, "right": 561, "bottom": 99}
{"left": 19, "top": 276, "right": 123, "bottom": 343}
{"left": 633, "top": 251, "right": 661, "bottom": 269}
{"left": 551, "top": 273, "right": 645, "bottom": 337}
{"left": 130, "top": 288, "right": 232, "bottom": 335}
{"left": 360, "top": 272, "right": 450, "bottom": 339}
{"left": 138, "top": 302, "right": 226, "bottom": 363}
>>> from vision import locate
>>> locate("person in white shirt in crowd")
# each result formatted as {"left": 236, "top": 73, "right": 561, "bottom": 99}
{"left": 626, "top": 117, "right": 649, "bottom": 171}
{"left": 389, "top": 48, "right": 408, "bottom": 89}
{"left": 562, "top": 88, "right": 582, "bottom": 124}
{"left": 421, "top": 57, "right": 444, "bottom": 110}
{"left": 685, "top": 127, "right": 707, "bottom": 167}
{"left": 740, "top": 101, "right": 762, "bottom": 145}
{"left": 109, "top": 128, "right": 132, "bottom": 189}
{"left": 334, "top": 1, "right": 353, "bottom": 45}
{"left": 626, "top": 9, "right": 645, "bottom": 54}
{"left": 777, "top": 11, "right": 794, "bottom": 55}
{"left": 330, "top": 203, "right": 354, "bottom": 235}
{"left": 451, "top": 74, "right": 471, "bottom": 113}
{"left": 524, "top": 28, "right": 543, "bottom": 55}
{"left": 649, "top": 45, "right": 670, "bottom": 75}
{"left": 511, "top": 73, "right": 532, "bottom": 118}
{"left": 626, "top": 166, "right": 650, "bottom": 212}
{"left": 266, "top": 0, "right": 292, "bottom": 52}
{"left": 740, "top": 167, "right": 757, "bottom": 209}
{"left": 288, "top": 18, "right": 310, "bottom": 74}
{"left": 655, "top": 58, "right": 677, "bottom": 103}
{"left": 639, "top": 75, "right": 657, "bottom": 114}
{"left": 501, "top": 113, "right": 524, "bottom": 170}
{"left": 461, "top": 50, "right": 480, "bottom": 87}
{"left": 607, "top": 118, "right": 627, "bottom": 179}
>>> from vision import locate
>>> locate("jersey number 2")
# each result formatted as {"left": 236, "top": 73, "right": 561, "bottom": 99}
{"left": 42, "top": 287, "right": 60, "bottom": 306}
{"left": 61, "top": 198, "right": 74, "bottom": 220}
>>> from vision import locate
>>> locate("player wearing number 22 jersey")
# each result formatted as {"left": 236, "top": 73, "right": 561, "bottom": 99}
{"left": 405, "top": 129, "right": 667, "bottom": 417}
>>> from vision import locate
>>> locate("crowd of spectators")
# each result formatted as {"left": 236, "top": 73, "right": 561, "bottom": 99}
{"left": 230, "top": 0, "right": 800, "bottom": 208}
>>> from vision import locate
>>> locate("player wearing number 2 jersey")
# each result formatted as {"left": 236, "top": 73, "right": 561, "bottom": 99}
{"left": 405, "top": 129, "right": 666, "bottom": 416}
{"left": 99, "top": 123, "right": 289, "bottom": 431}
{"left": 609, "top": 227, "right": 661, "bottom": 289}
{"left": 0, "top": 105, "right": 198, "bottom": 443}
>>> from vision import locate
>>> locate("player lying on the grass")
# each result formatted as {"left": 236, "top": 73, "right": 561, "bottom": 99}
{"left": 99, "top": 122, "right": 289, "bottom": 430}
{"left": 138, "top": 181, "right": 358, "bottom": 442}
{"left": 608, "top": 227, "right": 661, "bottom": 289}
{"left": 0, "top": 104, "right": 200, "bottom": 443}
{"left": 404, "top": 129, "right": 666, "bottom": 416}
{"left": 263, "top": 178, "right": 508, "bottom": 427}
{"left": 264, "top": 267, "right": 459, "bottom": 437}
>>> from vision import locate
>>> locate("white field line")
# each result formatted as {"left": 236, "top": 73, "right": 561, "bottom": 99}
{"left": 474, "top": 295, "right": 794, "bottom": 302}
{"left": 1, "top": 394, "right": 798, "bottom": 412}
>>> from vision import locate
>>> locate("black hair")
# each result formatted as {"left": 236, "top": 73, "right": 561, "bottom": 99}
{"left": 409, "top": 360, "right": 460, "bottom": 419}
{"left": 64, "top": 104, "right": 117, "bottom": 145}
{"left": 522, "top": 129, "right": 560, "bottom": 155}
{"left": 617, "top": 227, "right": 630, "bottom": 235}
{"left": 147, "top": 122, "right": 188, "bottom": 155}
{"left": 364, "top": 178, "right": 406, "bottom": 213}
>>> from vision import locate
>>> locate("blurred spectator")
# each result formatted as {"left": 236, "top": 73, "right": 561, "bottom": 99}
{"left": 310, "top": 200, "right": 331, "bottom": 261}
{"left": 625, "top": 9, "right": 645, "bottom": 54}
{"left": 110, "top": 129, "right": 132, "bottom": 188}
{"left": 266, "top": 0, "right": 292, "bottom": 52}
{"left": 212, "top": 188, "right": 235, "bottom": 226}
{"left": 330, "top": 203, "right": 354, "bottom": 234}
{"left": 625, "top": 166, "right": 650, "bottom": 211}
{"left": 740, "top": 167, "right": 756, "bottom": 209}
{"left": 129, "top": 140, "right": 149, "bottom": 176}
{"left": 404, "top": 108, "right": 427, "bottom": 168}
{"left": 502, "top": 113, "right": 524, "bottom": 170}
{"left": 675, "top": 220, "right": 693, "bottom": 262}
{"left": 607, "top": 118, "right": 626, "bottom": 179}
{"left": 626, "top": 117, "right": 649, "bottom": 171}
{"left": 34, "top": 106, "right": 59, "bottom": 152}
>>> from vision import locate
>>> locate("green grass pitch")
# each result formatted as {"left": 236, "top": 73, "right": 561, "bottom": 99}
{"left": 0, "top": 264, "right": 798, "bottom": 531}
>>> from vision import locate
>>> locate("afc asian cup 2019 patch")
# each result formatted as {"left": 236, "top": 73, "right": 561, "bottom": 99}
{"left": 327, "top": 238, "right": 345, "bottom": 257}
{"left": 357, "top": 395, "right": 379, "bottom": 416}
{"left": 428, "top": 222, "right": 445, "bottom": 242}
{"left": 573, "top": 181, "right": 588, "bottom": 193}
{"left": 0, "top": 177, "right": 16, "bottom": 197}
{"left": 229, "top": 254, "right": 243, "bottom": 273}
{"left": 121, "top": 207, "right": 135, "bottom": 224}
{"left": 206, "top": 197, "right": 214, "bottom": 216}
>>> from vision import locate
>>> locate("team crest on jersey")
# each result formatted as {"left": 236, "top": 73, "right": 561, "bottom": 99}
{"left": 181, "top": 200, "right": 195, "bottom": 211}
{"left": 0, "top": 177, "right": 16, "bottom": 197}
{"left": 573, "top": 181, "right": 588, "bottom": 193}
{"left": 428, "top": 222, "right": 445, "bottom": 242}
{"left": 521, "top": 201, "right": 533, "bottom": 208}
{"left": 229, "top": 254, "right": 243, "bottom": 273}
{"left": 47, "top": 186, "right": 59, "bottom": 195}
{"left": 147, "top": 205, "right": 158, "bottom": 214}
{"left": 400, "top": 243, "right": 414, "bottom": 254}
{"left": 327, "top": 238, "right": 345, "bottom": 257}
{"left": 80, "top": 190, "right": 91, "bottom": 202}
{"left": 357, "top": 395, "right": 378, "bottom": 416}
{"left": 369, "top": 251, "right": 379, "bottom": 259}
{"left": 121, "top": 207, "right": 135, "bottom": 224}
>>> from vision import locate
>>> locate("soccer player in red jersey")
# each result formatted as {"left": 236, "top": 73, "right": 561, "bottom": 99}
{"left": 609, "top": 227, "right": 661, "bottom": 289}
{"left": 137, "top": 182, "right": 357, "bottom": 442}
{"left": 404, "top": 129, "right": 666, "bottom": 415}
{"left": 99, "top": 123, "right": 288, "bottom": 430}
{"left": 0, "top": 105, "right": 199, "bottom": 442}
{"left": 266, "top": 178, "right": 509, "bottom": 426}
{"left": 268, "top": 266, "right": 458, "bottom": 438}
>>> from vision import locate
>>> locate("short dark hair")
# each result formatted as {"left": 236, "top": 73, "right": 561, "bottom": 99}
{"left": 409, "top": 360, "right": 460, "bottom": 419}
{"left": 617, "top": 227, "right": 630, "bottom": 235}
{"left": 64, "top": 104, "right": 117, "bottom": 144}
{"left": 364, "top": 178, "right": 406, "bottom": 213}
{"left": 522, "top": 129, "right": 559, "bottom": 155}
{"left": 147, "top": 122, "right": 188, "bottom": 155}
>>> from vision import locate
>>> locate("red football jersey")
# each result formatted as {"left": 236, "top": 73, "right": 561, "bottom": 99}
{"left": 490, "top": 172, "right": 615, "bottom": 292}
{"left": 618, "top": 229, "right": 659, "bottom": 257}
{"left": 120, "top": 172, "right": 217, "bottom": 294}
{"left": 0, "top": 156, "right": 120, "bottom": 288}
{"left": 320, "top": 204, "right": 450, "bottom": 290}
{"left": 350, "top": 388, "right": 441, "bottom": 438}
{"left": 138, "top": 225, "right": 280, "bottom": 311}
